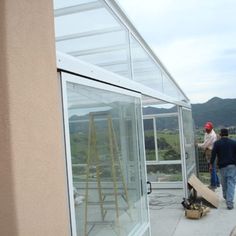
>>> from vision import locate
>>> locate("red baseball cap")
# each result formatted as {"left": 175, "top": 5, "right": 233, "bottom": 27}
{"left": 204, "top": 122, "right": 213, "bottom": 130}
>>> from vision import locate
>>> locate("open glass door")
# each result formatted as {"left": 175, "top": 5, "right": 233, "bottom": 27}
{"left": 61, "top": 72, "right": 150, "bottom": 236}
{"left": 180, "top": 107, "right": 197, "bottom": 197}
{"left": 143, "top": 104, "right": 182, "bottom": 188}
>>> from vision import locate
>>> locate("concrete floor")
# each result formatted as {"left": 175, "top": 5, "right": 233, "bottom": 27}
{"left": 149, "top": 187, "right": 236, "bottom": 236}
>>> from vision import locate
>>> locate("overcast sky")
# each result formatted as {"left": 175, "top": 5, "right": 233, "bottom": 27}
{"left": 117, "top": 0, "right": 236, "bottom": 103}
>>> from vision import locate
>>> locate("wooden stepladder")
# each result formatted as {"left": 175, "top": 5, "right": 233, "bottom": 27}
{"left": 84, "top": 112, "right": 131, "bottom": 235}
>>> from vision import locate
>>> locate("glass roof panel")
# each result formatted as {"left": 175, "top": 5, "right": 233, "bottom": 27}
{"left": 54, "top": 0, "right": 132, "bottom": 78}
{"left": 130, "top": 35, "right": 163, "bottom": 92}
{"left": 55, "top": 8, "right": 120, "bottom": 37}
{"left": 162, "top": 72, "right": 186, "bottom": 101}
{"left": 56, "top": 29, "right": 127, "bottom": 55}
{"left": 54, "top": 0, "right": 189, "bottom": 104}
{"left": 78, "top": 49, "right": 131, "bottom": 78}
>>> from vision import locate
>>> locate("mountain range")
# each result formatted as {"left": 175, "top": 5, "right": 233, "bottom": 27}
{"left": 70, "top": 97, "right": 236, "bottom": 130}
{"left": 143, "top": 97, "right": 236, "bottom": 129}
{"left": 192, "top": 97, "right": 236, "bottom": 128}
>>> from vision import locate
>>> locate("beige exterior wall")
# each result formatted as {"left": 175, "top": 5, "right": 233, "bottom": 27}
{"left": 0, "top": 1, "right": 70, "bottom": 235}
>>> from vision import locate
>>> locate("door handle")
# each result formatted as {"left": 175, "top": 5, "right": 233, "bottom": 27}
{"left": 147, "top": 181, "right": 152, "bottom": 195}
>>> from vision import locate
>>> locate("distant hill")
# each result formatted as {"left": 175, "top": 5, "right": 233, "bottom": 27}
{"left": 192, "top": 97, "right": 236, "bottom": 128}
{"left": 69, "top": 97, "right": 236, "bottom": 131}
{"left": 143, "top": 97, "right": 236, "bottom": 129}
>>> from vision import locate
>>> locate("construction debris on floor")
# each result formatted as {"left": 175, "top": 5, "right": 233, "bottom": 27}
{"left": 184, "top": 201, "right": 210, "bottom": 219}
{"left": 187, "top": 174, "right": 220, "bottom": 208}
{"left": 181, "top": 174, "right": 221, "bottom": 219}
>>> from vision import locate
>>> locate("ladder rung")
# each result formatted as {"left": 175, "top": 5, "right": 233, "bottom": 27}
{"left": 103, "top": 192, "right": 123, "bottom": 196}
{"left": 102, "top": 200, "right": 116, "bottom": 204}
{"left": 104, "top": 206, "right": 129, "bottom": 210}
{"left": 87, "top": 220, "right": 114, "bottom": 225}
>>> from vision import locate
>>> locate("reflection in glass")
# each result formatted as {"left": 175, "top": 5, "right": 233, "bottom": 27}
{"left": 143, "top": 118, "right": 156, "bottom": 161}
{"left": 66, "top": 81, "right": 147, "bottom": 235}
{"left": 156, "top": 116, "right": 181, "bottom": 161}
{"left": 143, "top": 103, "right": 182, "bottom": 184}
{"left": 147, "top": 164, "right": 182, "bottom": 182}
{"left": 182, "top": 108, "right": 196, "bottom": 177}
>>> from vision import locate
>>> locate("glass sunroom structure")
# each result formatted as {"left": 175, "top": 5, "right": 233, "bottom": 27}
{"left": 54, "top": 0, "right": 196, "bottom": 235}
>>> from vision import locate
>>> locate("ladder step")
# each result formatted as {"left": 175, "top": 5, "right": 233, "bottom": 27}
{"left": 103, "top": 192, "right": 124, "bottom": 196}
{"left": 104, "top": 206, "right": 129, "bottom": 210}
{"left": 88, "top": 199, "right": 128, "bottom": 206}
{"left": 87, "top": 201, "right": 116, "bottom": 205}
{"left": 87, "top": 220, "right": 114, "bottom": 225}
{"left": 102, "top": 200, "right": 116, "bottom": 204}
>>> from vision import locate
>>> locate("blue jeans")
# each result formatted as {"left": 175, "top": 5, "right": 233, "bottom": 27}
{"left": 208, "top": 162, "right": 220, "bottom": 187}
{"left": 205, "top": 149, "right": 220, "bottom": 187}
{"left": 219, "top": 165, "right": 236, "bottom": 207}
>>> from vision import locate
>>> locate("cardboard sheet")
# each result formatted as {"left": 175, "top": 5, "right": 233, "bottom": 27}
{"left": 188, "top": 174, "right": 220, "bottom": 208}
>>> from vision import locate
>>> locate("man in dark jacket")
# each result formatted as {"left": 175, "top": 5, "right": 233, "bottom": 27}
{"left": 210, "top": 128, "right": 236, "bottom": 210}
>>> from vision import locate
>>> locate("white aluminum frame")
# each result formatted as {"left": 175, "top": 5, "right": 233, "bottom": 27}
{"left": 144, "top": 112, "right": 181, "bottom": 164}
{"left": 54, "top": 1, "right": 103, "bottom": 17}
{"left": 57, "top": 52, "right": 191, "bottom": 109}
{"left": 61, "top": 75, "right": 77, "bottom": 236}
{"left": 57, "top": 51, "right": 192, "bottom": 192}
{"left": 178, "top": 106, "right": 188, "bottom": 198}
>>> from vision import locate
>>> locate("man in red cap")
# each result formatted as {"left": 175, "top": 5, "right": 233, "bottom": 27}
{"left": 198, "top": 121, "right": 220, "bottom": 190}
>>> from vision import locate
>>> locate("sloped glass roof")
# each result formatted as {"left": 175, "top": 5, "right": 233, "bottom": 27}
{"left": 54, "top": 0, "right": 189, "bottom": 104}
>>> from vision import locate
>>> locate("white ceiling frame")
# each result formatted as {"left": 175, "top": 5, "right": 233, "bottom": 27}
{"left": 57, "top": 51, "right": 191, "bottom": 108}
{"left": 56, "top": 26, "right": 123, "bottom": 42}
{"left": 54, "top": 1, "right": 103, "bottom": 17}
{"left": 70, "top": 44, "right": 127, "bottom": 57}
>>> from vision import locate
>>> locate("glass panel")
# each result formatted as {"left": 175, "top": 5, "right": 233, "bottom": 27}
{"left": 56, "top": 30, "right": 127, "bottom": 53}
{"left": 182, "top": 108, "right": 196, "bottom": 178}
{"left": 130, "top": 36, "right": 163, "bottom": 90}
{"left": 78, "top": 49, "right": 130, "bottom": 78}
{"left": 156, "top": 116, "right": 181, "bottom": 161}
{"left": 129, "top": 35, "right": 189, "bottom": 102}
{"left": 143, "top": 118, "right": 156, "bottom": 161}
{"left": 55, "top": 8, "right": 119, "bottom": 37}
{"left": 54, "top": 1, "right": 132, "bottom": 79}
{"left": 147, "top": 164, "right": 182, "bottom": 182}
{"left": 65, "top": 80, "right": 148, "bottom": 235}
{"left": 162, "top": 73, "right": 181, "bottom": 100}
{"left": 143, "top": 100, "right": 182, "bottom": 185}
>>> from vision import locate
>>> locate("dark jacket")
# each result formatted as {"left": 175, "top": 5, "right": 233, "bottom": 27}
{"left": 210, "top": 137, "right": 236, "bottom": 168}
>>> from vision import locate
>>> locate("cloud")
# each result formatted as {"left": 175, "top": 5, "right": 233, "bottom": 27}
{"left": 153, "top": 35, "right": 236, "bottom": 103}
{"left": 154, "top": 36, "right": 220, "bottom": 71}
{"left": 117, "top": 0, "right": 236, "bottom": 103}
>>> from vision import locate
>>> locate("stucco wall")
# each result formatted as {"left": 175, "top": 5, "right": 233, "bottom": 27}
{"left": 0, "top": 1, "right": 70, "bottom": 235}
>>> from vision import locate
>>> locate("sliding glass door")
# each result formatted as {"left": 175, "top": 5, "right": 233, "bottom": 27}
{"left": 61, "top": 72, "right": 150, "bottom": 236}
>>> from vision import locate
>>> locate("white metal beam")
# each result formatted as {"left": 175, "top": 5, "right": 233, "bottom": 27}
{"left": 54, "top": 1, "right": 103, "bottom": 17}
{"left": 56, "top": 26, "right": 123, "bottom": 42}
{"left": 70, "top": 44, "right": 127, "bottom": 56}
{"left": 56, "top": 51, "right": 191, "bottom": 108}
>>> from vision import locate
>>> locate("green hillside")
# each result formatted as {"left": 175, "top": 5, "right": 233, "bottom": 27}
{"left": 192, "top": 97, "right": 236, "bottom": 128}
{"left": 143, "top": 97, "right": 236, "bottom": 130}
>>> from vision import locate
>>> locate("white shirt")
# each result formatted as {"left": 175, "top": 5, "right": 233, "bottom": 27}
{"left": 198, "top": 129, "right": 217, "bottom": 150}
